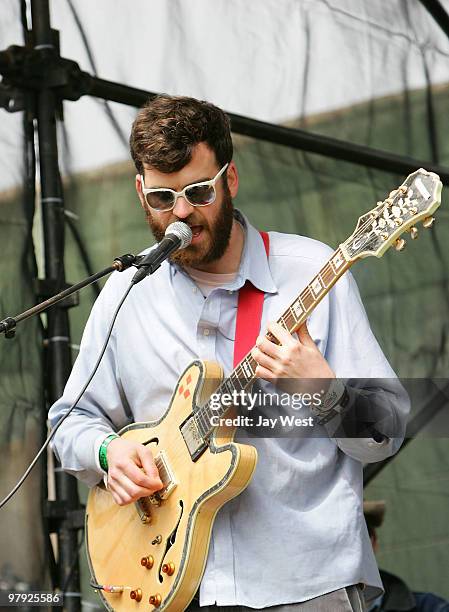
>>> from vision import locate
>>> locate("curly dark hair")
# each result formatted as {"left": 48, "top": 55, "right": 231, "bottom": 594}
{"left": 129, "top": 94, "right": 233, "bottom": 174}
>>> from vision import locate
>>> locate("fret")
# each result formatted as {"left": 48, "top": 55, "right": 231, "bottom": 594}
{"left": 287, "top": 305, "right": 297, "bottom": 325}
{"left": 322, "top": 266, "right": 335, "bottom": 286}
{"left": 236, "top": 361, "right": 252, "bottom": 385}
{"left": 241, "top": 357, "right": 254, "bottom": 380}
{"left": 233, "top": 364, "right": 242, "bottom": 385}
{"left": 330, "top": 248, "right": 346, "bottom": 273}
{"left": 284, "top": 311, "right": 295, "bottom": 331}
{"left": 310, "top": 274, "right": 324, "bottom": 298}
{"left": 300, "top": 287, "right": 314, "bottom": 311}
{"left": 222, "top": 378, "right": 234, "bottom": 396}
{"left": 201, "top": 407, "right": 211, "bottom": 433}
{"left": 230, "top": 371, "right": 245, "bottom": 392}
{"left": 199, "top": 405, "right": 211, "bottom": 433}
{"left": 247, "top": 355, "right": 258, "bottom": 376}
{"left": 204, "top": 397, "right": 222, "bottom": 421}
{"left": 195, "top": 409, "right": 208, "bottom": 437}
{"left": 291, "top": 298, "right": 305, "bottom": 323}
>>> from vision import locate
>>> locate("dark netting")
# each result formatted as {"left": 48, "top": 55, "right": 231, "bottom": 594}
{"left": 1, "top": 0, "right": 449, "bottom": 606}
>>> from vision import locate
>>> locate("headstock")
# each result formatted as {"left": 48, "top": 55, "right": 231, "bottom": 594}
{"left": 341, "top": 169, "right": 442, "bottom": 261}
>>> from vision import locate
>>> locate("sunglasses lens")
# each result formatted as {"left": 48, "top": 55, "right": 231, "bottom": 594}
{"left": 146, "top": 190, "right": 175, "bottom": 211}
{"left": 185, "top": 184, "right": 216, "bottom": 206}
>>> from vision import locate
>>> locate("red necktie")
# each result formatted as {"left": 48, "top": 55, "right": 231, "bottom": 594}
{"left": 233, "top": 231, "right": 269, "bottom": 368}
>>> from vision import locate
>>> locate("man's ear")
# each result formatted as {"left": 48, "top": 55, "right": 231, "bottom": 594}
{"left": 226, "top": 161, "right": 239, "bottom": 198}
{"left": 135, "top": 174, "right": 146, "bottom": 210}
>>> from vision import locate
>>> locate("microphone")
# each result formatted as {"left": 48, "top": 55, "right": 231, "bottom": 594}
{"left": 131, "top": 221, "right": 193, "bottom": 284}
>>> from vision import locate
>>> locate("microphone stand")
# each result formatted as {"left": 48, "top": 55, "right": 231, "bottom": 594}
{"left": 0, "top": 253, "right": 139, "bottom": 339}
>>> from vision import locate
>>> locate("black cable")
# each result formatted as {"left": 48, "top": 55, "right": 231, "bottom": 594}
{"left": 61, "top": 532, "right": 85, "bottom": 597}
{"left": 65, "top": 214, "right": 101, "bottom": 299}
{"left": 0, "top": 281, "right": 134, "bottom": 510}
{"left": 66, "top": 0, "right": 128, "bottom": 148}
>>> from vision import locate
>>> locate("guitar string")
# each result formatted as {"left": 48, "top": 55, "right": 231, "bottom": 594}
{"left": 194, "top": 211, "right": 386, "bottom": 433}
{"left": 193, "top": 254, "right": 344, "bottom": 434}
{"left": 194, "top": 188, "right": 422, "bottom": 434}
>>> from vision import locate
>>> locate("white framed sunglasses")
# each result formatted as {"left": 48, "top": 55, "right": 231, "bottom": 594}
{"left": 140, "top": 163, "right": 229, "bottom": 212}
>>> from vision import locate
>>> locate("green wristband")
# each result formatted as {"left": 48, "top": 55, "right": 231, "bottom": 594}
{"left": 99, "top": 434, "right": 119, "bottom": 472}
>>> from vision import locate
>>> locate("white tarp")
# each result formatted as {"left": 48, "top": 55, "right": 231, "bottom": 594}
{"left": 2, "top": 0, "right": 449, "bottom": 190}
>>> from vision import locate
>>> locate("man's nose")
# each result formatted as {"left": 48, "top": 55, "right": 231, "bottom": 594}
{"left": 172, "top": 195, "right": 194, "bottom": 219}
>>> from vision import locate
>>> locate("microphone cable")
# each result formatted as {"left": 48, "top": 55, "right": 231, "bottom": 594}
{"left": 0, "top": 282, "right": 134, "bottom": 510}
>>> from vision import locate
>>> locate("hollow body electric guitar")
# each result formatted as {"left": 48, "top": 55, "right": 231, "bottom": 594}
{"left": 86, "top": 169, "right": 442, "bottom": 611}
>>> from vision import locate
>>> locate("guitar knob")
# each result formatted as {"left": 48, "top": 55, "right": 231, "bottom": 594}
{"left": 409, "top": 226, "right": 418, "bottom": 240}
{"left": 395, "top": 238, "right": 406, "bottom": 251}
{"left": 149, "top": 593, "right": 162, "bottom": 607}
{"left": 141, "top": 555, "right": 154, "bottom": 569}
{"left": 423, "top": 216, "right": 435, "bottom": 228}
{"left": 162, "top": 562, "right": 175, "bottom": 576}
{"left": 130, "top": 589, "right": 142, "bottom": 602}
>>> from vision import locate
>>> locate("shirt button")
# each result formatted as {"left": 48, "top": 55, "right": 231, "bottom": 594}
{"left": 203, "top": 328, "right": 210, "bottom": 336}
{"left": 228, "top": 290, "right": 234, "bottom": 294}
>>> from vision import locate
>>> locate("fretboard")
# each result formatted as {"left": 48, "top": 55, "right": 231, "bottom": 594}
{"left": 192, "top": 246, "right": 351, "bottom": 438}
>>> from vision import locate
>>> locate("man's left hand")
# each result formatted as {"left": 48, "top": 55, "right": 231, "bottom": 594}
{"left": 251, "top": 321, "right": 335, "bottom": 392}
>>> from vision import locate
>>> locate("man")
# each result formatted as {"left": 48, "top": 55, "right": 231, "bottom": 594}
{"left": 49, "top": 95, "right": 409, "bottom": 611}
{"left": 364, "top": 501, "right": 449, "bottom": 612}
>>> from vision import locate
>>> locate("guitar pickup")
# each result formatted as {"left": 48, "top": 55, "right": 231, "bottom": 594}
{"left": 180, "top": 415, "right": 208, "bottom": 461}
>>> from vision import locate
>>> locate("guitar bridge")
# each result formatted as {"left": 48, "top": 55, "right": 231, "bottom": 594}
{"left": 135, "top": 450, "right": 177, "bottom": 523}
{"left": 153, "top": 450, "right": 177, "bottom": 500}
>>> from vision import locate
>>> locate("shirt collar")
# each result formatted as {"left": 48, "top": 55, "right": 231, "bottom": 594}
{"left": 170, "top": 208, "right": 277, "bottom": 295}
{"left": 234, "top": 209, "right": 277, "bottom": 294}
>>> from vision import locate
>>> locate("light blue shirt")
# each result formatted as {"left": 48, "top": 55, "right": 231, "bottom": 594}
{"left": 49, "top": 211, "right": 409, "bottom": 608}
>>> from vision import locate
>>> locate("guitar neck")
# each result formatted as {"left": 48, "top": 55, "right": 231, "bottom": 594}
{"left": 194, "top": 246, "right": 352, "bottom": 437}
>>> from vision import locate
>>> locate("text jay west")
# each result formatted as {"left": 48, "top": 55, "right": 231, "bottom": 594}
{"left": 207, "top": 389, "right": 320, "bottom": 429}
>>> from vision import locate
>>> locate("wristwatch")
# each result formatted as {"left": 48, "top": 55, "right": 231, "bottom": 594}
{"left": 315, "top": 379, "right": 350, "bottom": 425}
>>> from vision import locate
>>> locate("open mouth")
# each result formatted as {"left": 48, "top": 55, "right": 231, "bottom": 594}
{"left": 189, "top": 225, "right": 204, "bottom": 240}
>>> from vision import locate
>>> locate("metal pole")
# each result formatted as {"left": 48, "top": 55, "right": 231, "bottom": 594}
{"left": 30, "top": 1, "right": 81, "bottom": 609}
{"left": 85, "top": 77, "right": 449, "bottom": 184}
{"left": 418, "top": 0, "right": 449, "bottom": 42}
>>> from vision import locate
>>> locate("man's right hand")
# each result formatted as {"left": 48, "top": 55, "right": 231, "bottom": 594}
{"left": 105, "top": 437, "right": 163, "bottom": 506}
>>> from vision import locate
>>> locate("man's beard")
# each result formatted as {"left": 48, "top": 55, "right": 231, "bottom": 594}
{"left": 144, "top": 184, "right": 234, "bottom": 268}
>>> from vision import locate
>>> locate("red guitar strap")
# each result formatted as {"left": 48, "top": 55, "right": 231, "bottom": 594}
{"left": 233, "top": 231, "right": 270, "bottom": 368}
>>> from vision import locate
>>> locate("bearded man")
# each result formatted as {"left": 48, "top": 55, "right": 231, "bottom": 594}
{"left": 49, "top": 95, "right": 409, "bottom": 612}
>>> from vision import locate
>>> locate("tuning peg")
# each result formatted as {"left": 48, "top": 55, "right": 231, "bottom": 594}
{"left": 395, "top": 238, "right": 406, "bottom": 251}
{"left": 422, "top": 216, "right": 435, "bottom": 228}
{"left": 409, "top": 226, "right": 418, "bottom": 239}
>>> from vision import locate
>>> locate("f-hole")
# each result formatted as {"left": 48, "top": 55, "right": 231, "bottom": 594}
{"left": 143, "top": 437, "right": 159, "bottom": 446}
{"left": 158, "top": 500, "right": 184, "bottom": 583}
